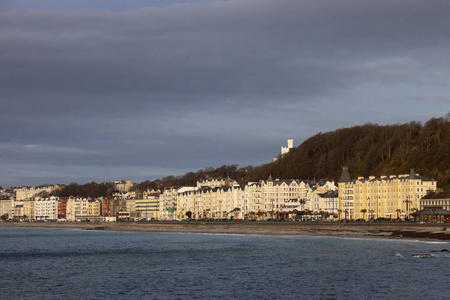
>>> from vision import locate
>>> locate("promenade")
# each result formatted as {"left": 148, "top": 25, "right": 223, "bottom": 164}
{"left": 2, "top": 221, "right": 450, "bottom": 240}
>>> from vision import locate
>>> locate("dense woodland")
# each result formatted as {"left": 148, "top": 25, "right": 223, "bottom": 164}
{"left": 52, "top": 182, "right": 116, "bottom": 198}
{"left": 48, "top": 114, "right": 450, "bottom": 197}
{"left": 246, "top": 114, "right": 450, "bottom": 189}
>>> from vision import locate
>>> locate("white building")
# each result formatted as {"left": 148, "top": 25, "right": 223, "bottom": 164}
{"left": 34, "top": 196, "right": 58, "bottom": 220}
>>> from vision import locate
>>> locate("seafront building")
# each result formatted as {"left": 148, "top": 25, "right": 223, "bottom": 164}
{"left": 0, "top": 168, "right": 443, "bottom": 222}
{"left": 58, "top": 198, "right": 68, "bottom": 219}
{"left": 66, "top": 197, "right": 89, "bottom": 221}
{"left": 136, "top": 191, "right": 161, "bottom": 220}
{"left": 0, "top": 199, "right": 14, "bottom": 220}
{"left": 88, "top": 199, "right": 102, "bottom": 217}
{"left": 420, "top": 190, "right": 450, "bottom": 211}
{"left": 23, "top": 200, "right": 35, "bottom": 220}
{"left": 338, "top": 167, "right": 437, "bottom": 220}
{"left": 160, "top": 176, "right": 338, "bottom": 221}
{"left": 34, "top": 197, "right": 58, "bottom": 220}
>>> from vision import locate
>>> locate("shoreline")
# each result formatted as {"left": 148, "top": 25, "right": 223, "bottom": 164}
{"left": 1, "top": 221, "right": 450, "bottom": 240}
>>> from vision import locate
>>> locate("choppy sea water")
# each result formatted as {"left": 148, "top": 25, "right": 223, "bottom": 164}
{"left": 0, "top": 227, "right": 449, "bottom": 300}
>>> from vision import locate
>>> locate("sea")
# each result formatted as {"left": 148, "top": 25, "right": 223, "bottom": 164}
{"left": 0, "top": 227, "right": 449, "bottom": 300}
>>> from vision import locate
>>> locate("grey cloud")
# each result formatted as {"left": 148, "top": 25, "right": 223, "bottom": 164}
{"left": 1, "top": 0, "right": 450, "bottom": 186}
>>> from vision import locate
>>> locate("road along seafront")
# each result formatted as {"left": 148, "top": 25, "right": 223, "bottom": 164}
{"left": 1, "top": 221, "right": 450, "bottom": 240}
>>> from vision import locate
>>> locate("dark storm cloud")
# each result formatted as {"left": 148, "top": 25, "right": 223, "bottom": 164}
{"left": 1, "top": 0, "right": 450, "bottom": 186}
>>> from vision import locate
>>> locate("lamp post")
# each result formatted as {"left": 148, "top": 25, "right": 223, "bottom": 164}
{"left": 145, "top": 204, "right": 148, "bottom": 221}
{"left": 271, "top": 198, "right": 275, "bottom": 219}
{"left": 403, "top": 195, "right": 412, "bottom": 221}
{"left": 367, "top": 197, "right": 370, "bottom": 220}
{"left": 376, "top": 196, "right": 380, "bottom": 220}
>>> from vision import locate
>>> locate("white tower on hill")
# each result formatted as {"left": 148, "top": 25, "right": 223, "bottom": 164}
{"left": 274, "top": 139, "right": 294, "bottom": 162}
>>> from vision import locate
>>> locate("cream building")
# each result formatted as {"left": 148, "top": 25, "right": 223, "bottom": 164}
{"left": 13, "top": 201, "right": 24, "bottom": 220}
{"left": 15, "top": 185, "right": 60, "bottom": 200}
{"left": 66, "top": 197, "right": 89, "bottom": 221}
{"left": 321, "top": 190, "right": 339, "bottom": 216}
{"left": 136, "top": 197, "right": 160, "bottom": 220}
{"left": 0, "top": 199, "right": 14, "bottom": 220}
{"left": 197, "top": 178, "right": 239, "bottom": 189}
{"left": 160, "top": 187, "right": 197, "bottom": 220}
{"left": 125, "top": 199, "right": 139, "bottom": 218}
{"left": 338, "top": 168, "right": 437, "bottom": 220}
{"left": 143, "top": 189, "right": 161, "bottom": 198}
{"left": 23, "top": 200, "right": 35, "bottom": 220}
{"left": 165, "top": 177, "right": 337, "bottom": 221}
{"left": 114, "top": 180, "right": 134, "bottom": 192}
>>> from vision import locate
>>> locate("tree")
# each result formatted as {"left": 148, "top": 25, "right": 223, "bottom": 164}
{"left": 185, "top": 211, "right": 192, "bottom": 219}
{"left": 37, "top": 191, "right": 50, "bottom": 198}
{"left": 303, "top": 209, "right": 312, "bottom": 221}
{"left": 231, "top": 207, "right": 241, "bottom": 220}
{"left": 320, "top": 210, "right": 329, "bottom": 220}
{"left": 360, "top": 209, "right": 367, "bottom": 220}
{"left": 1, "top": 213, "right": 8, "bottom": 221}
{"left": 256, "top": 211, "right": 265, "bottom": 221}
{"left": 245, "top": 211, "right": 255, "bottom": 221}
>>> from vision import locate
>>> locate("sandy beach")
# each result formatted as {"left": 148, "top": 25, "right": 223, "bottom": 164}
{"left": 2, "top": 221, "right": 450, "bottom": 240}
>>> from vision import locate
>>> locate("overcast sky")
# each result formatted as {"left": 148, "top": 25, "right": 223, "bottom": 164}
{"left": 1, "top": 0, "right": 449, "bottom": 188}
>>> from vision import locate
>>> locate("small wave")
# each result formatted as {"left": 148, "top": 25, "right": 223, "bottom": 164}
{"left": 412, "top": 253, "right": 435, "bottom": 258}
{"left": 197, "top": 233, "right": 255, "bottom": 237}
{"left": 418, "top": 241, "right": 450, "bottom": 244}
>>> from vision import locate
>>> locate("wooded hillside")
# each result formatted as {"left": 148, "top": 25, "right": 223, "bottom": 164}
{"left": 245, "top": 114, "right": 450, "bottom": 189}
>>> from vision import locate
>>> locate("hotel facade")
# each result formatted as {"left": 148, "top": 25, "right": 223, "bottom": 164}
{"left": 160, "top": 176, "right": 338, "bottom": 221}
{"left": 338, "top": 168, "right": 437, "bottom": 220}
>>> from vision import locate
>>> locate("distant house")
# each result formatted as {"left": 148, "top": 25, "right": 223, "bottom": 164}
{"left": 412, "top": 190, "right": 450, "bottom": 223}
{"left": 411, "top": 206, "right": 450, "bottom": 223}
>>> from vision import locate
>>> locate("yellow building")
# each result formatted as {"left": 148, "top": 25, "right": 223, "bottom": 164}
{"left": 88, "top": 199, "right": 101, "bottom": 217}
{"left": 23, "top": 200, "right": 35, "bottom": 220}
{"left": 338, "top": 168, "right": 436, "bottom": 220}
{"left": 136, "top": 196, "right": 160, "bottom": 220}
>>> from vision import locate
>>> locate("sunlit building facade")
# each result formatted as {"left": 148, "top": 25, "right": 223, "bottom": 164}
{"left": 338, "top": 168, "right": 437, "bottom": 220}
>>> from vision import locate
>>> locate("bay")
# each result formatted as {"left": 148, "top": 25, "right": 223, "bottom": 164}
{"left": 0, "top": 227, "right": 449, "bottom": 299}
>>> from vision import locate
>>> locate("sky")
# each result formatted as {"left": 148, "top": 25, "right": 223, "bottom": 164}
{"left": 1, "top": 0, "right": 449, "bottom": 188}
